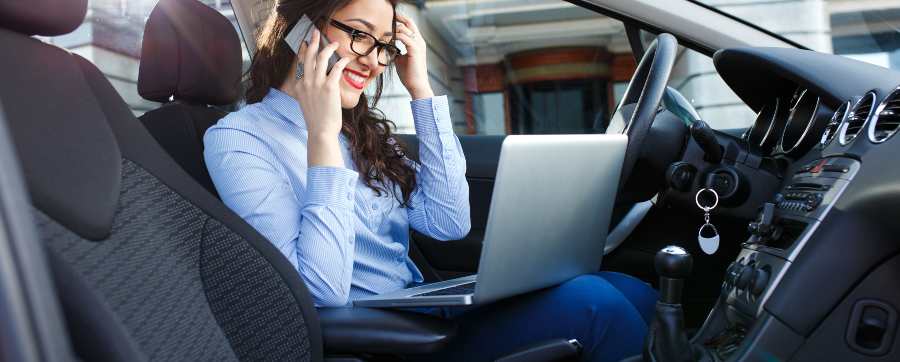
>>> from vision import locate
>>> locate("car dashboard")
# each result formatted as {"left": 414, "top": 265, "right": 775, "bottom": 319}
{"left": 678, "top": 47, "right": 900, "bottom": 361}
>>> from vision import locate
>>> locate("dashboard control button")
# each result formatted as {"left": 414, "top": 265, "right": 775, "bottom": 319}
{"left": 736, "top": 265, "right": 753, "bottom": 289}
{"left": 810, "top": 159, "right": 828, "bottom": 173}
{"left": 751, "top": 267, "right": 770, "bottom": 296}
{"left": 725, "top": 262, "right": 740, "bottom": 286}
{"left": 748, "top": 222, "right": 759, "bottom": 234}
{"left": 823, "top": 165, "right": 849, "bottom": 173}
{"left": 666, "top": 162, "right": 697, "bottom": 192}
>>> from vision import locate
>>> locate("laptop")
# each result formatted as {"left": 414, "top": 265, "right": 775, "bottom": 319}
{"left": 353, "top": 134, "right": 627, "bottom": 308}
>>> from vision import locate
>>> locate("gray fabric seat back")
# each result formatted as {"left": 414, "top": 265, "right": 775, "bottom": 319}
{"left": 0, "top": 1, "right": 322, "bottom": 361}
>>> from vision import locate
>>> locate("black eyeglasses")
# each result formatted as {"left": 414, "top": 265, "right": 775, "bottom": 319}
{"left": 330, "top": 20, "right": 400, "bottom": 66}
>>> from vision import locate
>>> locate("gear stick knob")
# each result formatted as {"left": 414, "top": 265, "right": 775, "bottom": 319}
{"left": 655, "top": 246, "right": 693, "bottom": 304}
{"left": 644, "top": 246, "right": 698, "bottom": 362}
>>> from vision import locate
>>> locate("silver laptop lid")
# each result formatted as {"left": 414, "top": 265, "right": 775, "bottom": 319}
{"left": 472, "top": 134, "right": 627, "bottom": 304}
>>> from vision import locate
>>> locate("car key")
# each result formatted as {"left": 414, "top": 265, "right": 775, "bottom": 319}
{"left": 696, "top": 188, "right": 720, "bottom": 255}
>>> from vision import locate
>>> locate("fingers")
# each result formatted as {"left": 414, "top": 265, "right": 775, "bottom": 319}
{"left": 395, "top": 14, "right": 420, "bottom": 34}
{"left": 326, "top": 57, "right": 353, "bottom": 86}
{"left": 298, "top": 41, "right": 307, "bottom": 60}
{"left": 302, "top": 29, "right": 320, "bottom": 82}
{"left": 315, "top": 41, "right": 340, "bottom": 83}
{"left": 293, "top": 41, "right": 308, "bottom": 82}
{"left": 395, "top": 31, "right": 413, "bottom": 47}
{"left": 395, "top": 22, "right": 413, "bottom": 38}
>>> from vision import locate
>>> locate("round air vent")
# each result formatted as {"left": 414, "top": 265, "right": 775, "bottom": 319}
{"left": 839, "top": 92, "right": 876, "bottom": 146}
{"left": 869, "top": 87, "right": 900, "bottom": 143}
{"left": 821, "top": 101, "right": 849, "bottom": 146}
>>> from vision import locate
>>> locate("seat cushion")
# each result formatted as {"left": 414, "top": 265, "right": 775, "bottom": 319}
{"left": 36, "top": 159, "right": 313, "bottom": 361}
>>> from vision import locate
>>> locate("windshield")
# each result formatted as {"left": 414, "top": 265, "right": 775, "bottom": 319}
{"left": 694, "top": 0, "right": 900, "bottom": 71}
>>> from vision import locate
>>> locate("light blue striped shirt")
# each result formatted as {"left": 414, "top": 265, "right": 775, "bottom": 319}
{"left": 203, "top": 88, "right": 470, "bottom": 307}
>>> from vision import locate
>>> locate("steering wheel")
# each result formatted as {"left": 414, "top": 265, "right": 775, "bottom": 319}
{"left": 606, "top": 33, "right": 678, "bottom": 196}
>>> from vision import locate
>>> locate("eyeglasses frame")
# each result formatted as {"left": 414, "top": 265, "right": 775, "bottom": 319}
{"left": 329, "top": 20, "right": 400, "bottom": 66}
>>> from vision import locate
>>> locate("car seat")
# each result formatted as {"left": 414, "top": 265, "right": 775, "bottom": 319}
{"left": 136, "top": 0, "right": 241, "bottom": 197}
{"left": 0, "top": 0, "right": 457, "bottom": 360}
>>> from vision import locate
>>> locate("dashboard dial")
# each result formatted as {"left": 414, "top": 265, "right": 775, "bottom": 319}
{"left": 747, "top": 99, "right": 780, "bottom": 154}
{"left": 779, "top": 89, "right": 830, "bottom": 156}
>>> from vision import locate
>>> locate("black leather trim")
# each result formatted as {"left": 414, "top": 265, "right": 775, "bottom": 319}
{"left": 644, "top": 302, "right": 695, "bottom": 362}
{"left": 318, "top": 307, "right": 456, "bottom": 355}
{"left": 494, "top": 338, "right": 581, "bottom": 362}
{"left": 0, "top": 30, "right": 121, "bottom": 241}
{"left": 714, "top": 47, "right": 900, "bottom": 113}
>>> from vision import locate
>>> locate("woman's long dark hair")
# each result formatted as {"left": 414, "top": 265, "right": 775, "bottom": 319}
{"left": 247, "top": 0, "right": 417, "bottom": 206}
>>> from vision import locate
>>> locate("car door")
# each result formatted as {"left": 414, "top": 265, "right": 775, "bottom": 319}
{"left": 398, "top": 134, "right": 504, "bottom": 280}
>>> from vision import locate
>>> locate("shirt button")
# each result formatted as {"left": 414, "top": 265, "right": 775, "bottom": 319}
{"left": 371, "top": 204, "right": 378, "bottom": 211}
{"left": 346, "top": 193, "right": 352, "bottom": 200}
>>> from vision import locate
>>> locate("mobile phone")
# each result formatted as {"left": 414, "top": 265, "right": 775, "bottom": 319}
{"left": 395, "top": 38, "right": 407, "bottom": 56}
{"left": 285, "top": 15, "right": 339, "bottom": 78}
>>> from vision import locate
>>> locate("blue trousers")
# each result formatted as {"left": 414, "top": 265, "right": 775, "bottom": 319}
{"left": 417, "top": 271, "right": 657, "bottom": 362}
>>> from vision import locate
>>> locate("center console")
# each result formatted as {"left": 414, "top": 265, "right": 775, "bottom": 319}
{"left": 698, "top": 156, "right": 860, "bottom": 360}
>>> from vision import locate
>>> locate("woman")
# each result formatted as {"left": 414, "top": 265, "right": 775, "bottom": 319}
{"left": 203, "top": 0, "right": 658, "bottom": 360}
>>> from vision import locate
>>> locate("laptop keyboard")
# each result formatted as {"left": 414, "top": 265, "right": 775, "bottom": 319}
{"left": 413, "top": 282, "right": 476, "bottom": 297}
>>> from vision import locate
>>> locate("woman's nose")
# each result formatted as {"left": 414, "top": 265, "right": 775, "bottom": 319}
{"left": 357, "top": 47, "right": 381, "bottom": 69}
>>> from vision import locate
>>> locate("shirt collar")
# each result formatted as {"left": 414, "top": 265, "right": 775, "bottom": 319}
{"left": 263, "top": 88, "right": 307, "bottom": 130}
{"left": 262, "top": 87, "right": 352, "bottom": 146}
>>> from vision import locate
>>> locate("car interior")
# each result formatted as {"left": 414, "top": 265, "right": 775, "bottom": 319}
{"left": 1, "top": 0, "right": 900, "bottom": 361}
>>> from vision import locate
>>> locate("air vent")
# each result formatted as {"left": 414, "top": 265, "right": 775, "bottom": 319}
{"left": 869, "top": 87, "right": 900, "bottom": 143}
{"left": 840, "top": 92, "right": 876, "bottom": 145}
{"left": 822, "top": 101, "right": 848, "bottom": 146}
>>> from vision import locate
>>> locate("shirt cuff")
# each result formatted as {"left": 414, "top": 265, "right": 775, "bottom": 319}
{"left": 305, "top": 166, "right": 359, "bottom": 209}
{"left": 411, "top": 95, "right": 454, "bottom": 136}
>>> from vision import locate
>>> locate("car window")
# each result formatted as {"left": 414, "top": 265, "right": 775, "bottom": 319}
{"left": 373, "top": 1, "right": 636, "bottom": 135}
{"left": 640, "top": 30, "right": 756, "bottom": 132}
{"left": 47, "top": 0, "right": 635, "bottom": 136}
{"left": 39, "top": 0, "right": 248, "bottom": 117}
{"left": 694, "top": 0, "right": 900, "bottom": 71}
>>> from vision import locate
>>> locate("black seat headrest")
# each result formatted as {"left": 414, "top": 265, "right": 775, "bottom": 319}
{"left": 138, "top": 0, "right": 242, "bottom": 106}
{"left": 0, "top": 0, "right": 87, "bottom": 36}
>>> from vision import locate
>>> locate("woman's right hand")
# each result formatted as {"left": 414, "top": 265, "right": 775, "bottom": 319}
{"left": 284, "top": 29, "right": 352, "bottom": 168}
{"left": 286, "top": 29, "right": 351, "bottom": 138}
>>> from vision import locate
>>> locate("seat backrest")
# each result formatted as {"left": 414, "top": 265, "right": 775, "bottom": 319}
{"left": 0, "top": 1, "right": 322, "bottom": 361}
{"left": 137, "top": 0, "right": 243, "bottom": 197}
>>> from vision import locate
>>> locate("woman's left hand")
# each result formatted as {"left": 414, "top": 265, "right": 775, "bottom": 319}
{"left": 394, "top": 13, "right": 434, "bottom": 100}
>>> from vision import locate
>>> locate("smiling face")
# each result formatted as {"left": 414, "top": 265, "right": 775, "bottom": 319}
{"left": 325, "top": 0, "right": 395, "bottom": 109}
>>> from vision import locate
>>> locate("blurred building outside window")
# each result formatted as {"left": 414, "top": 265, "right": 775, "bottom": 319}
{"left": 38, "top": 0, "right": 900, "bottom": 136}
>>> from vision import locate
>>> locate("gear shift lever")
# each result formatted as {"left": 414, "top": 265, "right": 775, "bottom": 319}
{"left": 644, "top": 246, "right": 696, "bottom": 362}
{"left": 657, "top": 245, "right": 693, "bottom": 304}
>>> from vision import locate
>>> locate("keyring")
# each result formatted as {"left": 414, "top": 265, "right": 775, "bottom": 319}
{"left": 695, "top": 188, "right": 719, "bottom": 211}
